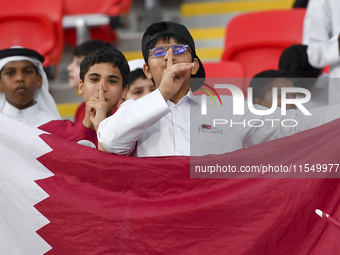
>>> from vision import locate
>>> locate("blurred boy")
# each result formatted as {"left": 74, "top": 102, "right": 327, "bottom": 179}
{"left": 279, "top": 44, "right": 328, "bottom": 108}
{"left": 303, "top": 0, "right": 340, "bottom": 105}
{"left": 39, "top": 47, "right": 129, "bottom": 150}
{"left": 249, "top": 70, "right": 297, "bottom": 110}
{"left": 124, "top": 58, "right": 155, "bottom": 101}
{"left": 67, "top": 39, "right": 114, "bottom": 122}
{"left": 0, "top": 46, "right": 60, "bottom": 127}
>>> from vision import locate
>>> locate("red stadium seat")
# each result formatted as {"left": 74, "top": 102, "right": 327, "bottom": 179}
{"left": 63, "top": 0, "right": 133, "bottom": 45}
{"left": 0, "top": 15, "right": 55, "bottom": 55}
{"left": 261, "top": 59, "right": 279, "bottom": 72}
{"left": 194, "top": 61, "right": 248, "bottom": 97}
{"left": 0, "top": 0, "right": 64, "bottom": 79}
{"left": 203, "top": 61, "right": 245, "bottom": 79}
{"left": 221, "top": 9, "right": 306, "bottom": 79}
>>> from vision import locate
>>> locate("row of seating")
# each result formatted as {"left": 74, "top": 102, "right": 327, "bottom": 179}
{"left": 222, "top": 8, "right": 306, "bottom": 79}
{"left": 0, "top": 5, "right": 326, "bottom": 94}
{"left": 200, "top": 8, "right": 308, "bottom": 97}
{"left": 0, "top": 0, "right": 132, "bottom": 79}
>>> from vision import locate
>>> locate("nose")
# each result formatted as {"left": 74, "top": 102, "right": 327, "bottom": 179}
{"left": 164, "top": 47, "right": 175, "bottom": 61}
{"left": 15, "top": 71, "right": 24, "bottom": 81}
{"left": 99, "top": 81, "right": 107, "bottom": 92}
{"left": 67, "top": 62, "right": 72, "bottom": 72}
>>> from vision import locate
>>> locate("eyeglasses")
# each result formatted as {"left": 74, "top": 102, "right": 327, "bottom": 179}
{"left": 149, "top": 45, "right": 191, "bottom": 58}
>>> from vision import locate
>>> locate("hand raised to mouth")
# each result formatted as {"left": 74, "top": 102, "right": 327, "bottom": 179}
{"left": 158, "top": 48, "right": 195, "bottom": 102}
{"left": 87, "top": 83, "right": 107, "bottom": 131}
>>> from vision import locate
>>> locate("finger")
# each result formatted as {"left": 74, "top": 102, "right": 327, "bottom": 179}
{"left": 166, "top": 47, "right": 174, "bottom": 69}
{"left": 98, "top": 83, "right": 105, "bottom": 101}
{"left": 88, "top": 96, "right": 99, "bottom": 104}
{"left": 173, "top": 62, "right": 195, "bottom": 73}
{"left": 87, "top": 106, "right": 95, "bottom": 118}
{"left": 87, "top": 99, "right": 100, "bottom": 116}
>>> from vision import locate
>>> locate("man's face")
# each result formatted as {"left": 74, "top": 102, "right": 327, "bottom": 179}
{"left": 262, "top": 78, "right": 297, "bottom": 109}
{"left": 143, "top": 38, "right": 197, "bottom": 87}
{"left": 126, "top": 77, "right": 155, "bottom": 101}
{"left": 78, "top": 62, "right": 123, "bottom": 116}
{"left": 67, "top": 56, "right": 84, "bottom": 89}
{"left": 0, "top": 60, "right": 42, "bottom": 110}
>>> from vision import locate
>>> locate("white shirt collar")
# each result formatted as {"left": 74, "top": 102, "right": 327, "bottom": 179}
{"left": 167, "top": 89, "right": 197, "bottom": 107}
{"left": 2, "top": 101, "right": 39, "bottom": 122}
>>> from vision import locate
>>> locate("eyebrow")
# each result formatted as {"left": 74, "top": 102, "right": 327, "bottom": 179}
{"left": 131, "top": 86, "right": 144, "bottom": 91}
{"left": 88, "top": 73, "right": 120, "bottom": 79}
{"left": 3, "top": 65, "right": 35, "bottom": 71}
{"left": 131, "top": 84, "right": 156, "bottom": 91}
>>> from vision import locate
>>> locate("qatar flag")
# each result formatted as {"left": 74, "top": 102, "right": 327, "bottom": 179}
{"left": 1, "top": 113, "right": 340, "bottom": 255}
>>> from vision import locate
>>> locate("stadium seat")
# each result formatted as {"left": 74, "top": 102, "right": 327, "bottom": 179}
{"left": 221, "top": 8, "right": 306, "bottom": 79}
{"left": 63, "top": 0, "right": 133, "bottom": 45}
{"left": 0, "top": 0, "right": 64, "bottom": 80}
{"left": 193, "top": 61, "right": 248, "bottom": 97}
{"left": 261, "top": 59, "right": 279, "bottom": 72}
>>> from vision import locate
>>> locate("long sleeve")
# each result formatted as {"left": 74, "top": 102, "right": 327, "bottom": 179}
{"left": 241, "top": 103, "right": 340, "bottom": 148}
{"left": 303, "top": 0, "right": 340, "bottom": 68}
{"left": 97, "top": 89, "right": 170, "bottom": 155}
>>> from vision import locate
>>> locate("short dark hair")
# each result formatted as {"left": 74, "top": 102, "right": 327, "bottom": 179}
{"left": 127, "top": 68, "right": 147, "bottom": 88}
{"left": 279, "top": 44, "right": 321, "bottom": 78}
{"left": 249, "top": 70, "right": 292, "bottom": 101}
{"left": 279, "top": 44, "right": 321, "bottom": 89}
{"left": 79, "top": 47, "right": 130, "bottom": 88}
{"left": 74, "top": 39, "right": 114, "bottom": 57}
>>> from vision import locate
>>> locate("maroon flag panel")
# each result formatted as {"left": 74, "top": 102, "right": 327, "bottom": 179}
{"left": 34, "top": 119, "right": 340, "bottom": 254}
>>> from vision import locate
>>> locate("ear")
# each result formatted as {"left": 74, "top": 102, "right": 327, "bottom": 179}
{"left": 78, "top": 80, "right": 85, "bottom": 95}
{"left": 190, "top": 58, "right": 200, "bottom": 76}
{"left": 143, "top": 63, "right": 153, "bottom": 80}
{"left": 36, "top": 74, "right": 43, "bottom": 89}
{"left": 254, "top": 98, "right": 263, "bottom": 106}
{"left": 121, "top": 85, "right": 128, "bottom": 100}
{"left": 0, "top": 75, "right": 3, "bottom": 93}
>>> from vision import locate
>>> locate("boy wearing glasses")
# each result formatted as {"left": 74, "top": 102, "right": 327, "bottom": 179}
{"left": 98, "top": 21, "right": 340, "bottom": 157}
{"left": 98, "top": 21, "right": 201, "bottom": 156}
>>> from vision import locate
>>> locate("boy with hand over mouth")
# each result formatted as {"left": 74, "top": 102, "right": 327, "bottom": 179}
{"left": 98, "top": 21, "right": 201, "bottom": 157}
{"left": 40, "top": 47, "right": 129, "bottom": 150}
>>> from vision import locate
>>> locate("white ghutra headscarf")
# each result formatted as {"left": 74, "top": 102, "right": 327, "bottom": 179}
{"left": 128, "top": 58, "right": 145, "bottom": 72}
{"left": 0, "top": 50, "right": 60, "bottom": 119}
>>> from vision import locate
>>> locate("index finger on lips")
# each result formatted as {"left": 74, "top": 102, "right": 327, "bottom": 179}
{"left": 174, "top": 62, "right": 195, "bottom": 72}
{"left": 98, "top": 83, "right": 105, "bottom": 101}
{"left": 167, "top": 47, "right": 174, "bottom": 69}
